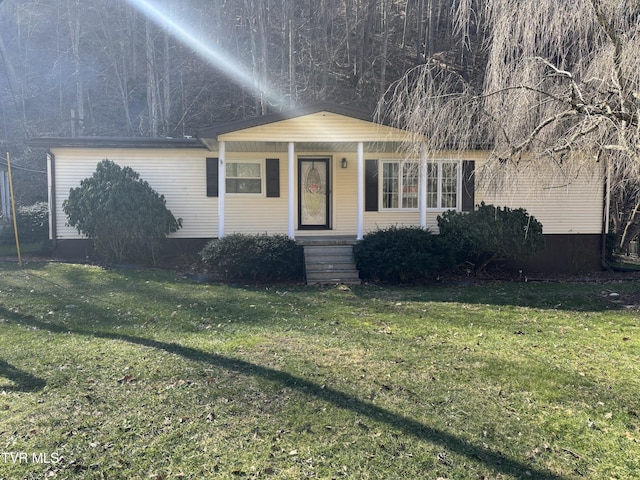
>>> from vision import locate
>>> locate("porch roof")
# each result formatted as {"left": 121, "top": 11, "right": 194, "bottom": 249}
{"left": 197, "top": 103, "right": 420, "bottom": 150}
{"left": 198, "top": 103, "right": 376, "bottom": 138}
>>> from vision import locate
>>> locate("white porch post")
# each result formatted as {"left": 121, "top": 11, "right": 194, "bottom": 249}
{"left": 45, "top": 154, "right": 54, "bottom": 241}
{"left": 288, "top": 142, "right": 295, "bottom": 239}
{"left": 218, "top": 141, "right": 226, "bottom": 238}
{"left": 419, "top": 142, "right": 427, "bottom": 229}
{"left": 357, "top": 141, "right": 364, "bottom": 240}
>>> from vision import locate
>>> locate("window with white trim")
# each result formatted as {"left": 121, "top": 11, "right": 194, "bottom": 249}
{"left": 427, "top": 160, "right": 459, "bottom": 209}
{"left": 381, "top": 159, "right": 460, "bottom": 210}
{"left": 226, "top": 161, "right": 262, "bottom": 194}
{"left": 381, "top": 161, "right": 419, "bottom": 209}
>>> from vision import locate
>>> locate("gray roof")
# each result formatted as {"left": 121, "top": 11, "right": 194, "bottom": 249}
{"left": 28, "top": 136, "right": 206, "bottom": 149}
{"left": 29, "top": 104, "right": 383, "bottom": 148}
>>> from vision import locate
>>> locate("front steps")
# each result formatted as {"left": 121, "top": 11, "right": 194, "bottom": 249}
{"left": 301, "top": 241, "right": 361, "bottom": 285}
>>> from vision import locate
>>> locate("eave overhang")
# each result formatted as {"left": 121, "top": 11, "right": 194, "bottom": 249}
{"left": 28, "top": 137, "right": 208, "bottom": 150}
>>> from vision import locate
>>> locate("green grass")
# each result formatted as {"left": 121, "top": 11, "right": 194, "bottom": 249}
{"left": 1, "top": 261, "right": 639, "bottom": 479}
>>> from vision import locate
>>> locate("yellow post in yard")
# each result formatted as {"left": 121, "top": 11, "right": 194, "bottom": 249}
{"left": 6, "top": 152, "right": 22, "bottom": 267}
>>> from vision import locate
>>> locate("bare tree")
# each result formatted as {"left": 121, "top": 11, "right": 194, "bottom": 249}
{"left": 379, "top": 0, "right": 640, "bottom": 252}
{"left": 287, "top": 0, "right": 296, "bottom": 106}
{"left": 379, "top": 0, "right": 390, "bottom": 94}
{"left": 145, "top": 19, "right": 160, "bottom": 136}
{"left": 66, "top": 0, "right": 85, "bottom": 136}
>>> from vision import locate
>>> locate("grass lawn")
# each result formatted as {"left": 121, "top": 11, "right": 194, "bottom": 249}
{"left": 1, "top": 261, "right": 639, "bottom": 479}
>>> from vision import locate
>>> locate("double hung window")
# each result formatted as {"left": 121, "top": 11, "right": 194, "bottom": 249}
{"left": 426, "top": 161, "right": 458, "bottom": 209}
{"left": 226, "top": 161, "right": 262, "bottom": 194}
{"left": 381, "top": 161, "right": 418, "bottom": 209}
{"left": 381, "top": 159, "right": 460, "bottom": 210}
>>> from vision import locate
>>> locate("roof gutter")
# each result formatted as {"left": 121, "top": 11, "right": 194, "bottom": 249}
{"left": 28, "top": 137, "right": 207, "bottom": 149}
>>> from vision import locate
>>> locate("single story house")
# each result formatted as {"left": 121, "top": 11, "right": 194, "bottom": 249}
{"left": 29, "top": 103, "right": 606, "bottom": 276}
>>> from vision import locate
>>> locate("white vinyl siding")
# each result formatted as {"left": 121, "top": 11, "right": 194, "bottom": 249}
{"left": 224, "top": 155, "right": 288, "bottom": 234}
{"left": 225, "top": 195, "right": 288, "bottom": 233}
{"left": 51, "top": 148, "right": 216, "bottom": 239}
{"left": 476, "top": 161, "right": 604, "bottom": 235}
{"left": 49, "top": 140, "right": 603, "bottom": 242}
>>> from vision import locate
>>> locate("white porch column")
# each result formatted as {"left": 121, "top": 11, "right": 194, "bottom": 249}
{"left": 419, "top": 142, "right": 427, "bottom": 229}
{"left": 288, "top": 142, "right": 295, "bottom": 239}
{"left": 45, "top": 154, "right": 54, "bottom": 241}
{"left": 218, "top": 141, "right": 226, "bottom": 238}
{"left": 357, "top": 141, "right": 364, "bottom": 240}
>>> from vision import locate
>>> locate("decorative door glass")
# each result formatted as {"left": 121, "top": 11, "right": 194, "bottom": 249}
{"left": 299, "top": 158, "right": 329, "bottom": 229}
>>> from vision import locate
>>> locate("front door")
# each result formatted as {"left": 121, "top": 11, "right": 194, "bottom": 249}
{"left": 298, "top": 157, "right": 330, "bottom": 230}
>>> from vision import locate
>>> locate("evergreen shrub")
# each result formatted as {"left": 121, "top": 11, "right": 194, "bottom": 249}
{"left": 437, "top": 202, "right": 544, "bottom": 272}
{"left": 200, "top": 233, "right": 303, "bottom": 282}
{"left": 353, "top": 226, "right": 453, "bottom": 283}
{"left": 63, "top": 159, "right": 182, "bottom": 263}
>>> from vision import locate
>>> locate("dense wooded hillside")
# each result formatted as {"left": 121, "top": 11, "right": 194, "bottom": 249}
{"left": 0, "top": 0, "right": 482, "bottom": 203}
{"left": 0, "top": 0, "right": 479, "bottom": 141}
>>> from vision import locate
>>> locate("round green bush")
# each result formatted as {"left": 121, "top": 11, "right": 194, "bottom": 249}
{"left": 63, "top": 159, "right": 182, "bottom": 264}
{"left": 200, "top": 233, "right": 303, "bottom": 282}
{"left": 353, "top": 226, "right": 453, "bottom": 283}
{"left": 437, "top": 202, "right": 544, "bottom": 272}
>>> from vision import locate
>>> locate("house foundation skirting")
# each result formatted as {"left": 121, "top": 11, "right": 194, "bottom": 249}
{"left": 51, "top": 238, "right": 210, "bottom": 263}
{"left": 51, "top": 234, "right": 603, "bottom": 274}
{"left": 506, "top": 234, "right": 603, "bottom": 274}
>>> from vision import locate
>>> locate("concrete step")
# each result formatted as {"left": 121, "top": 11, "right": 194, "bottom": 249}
{"left": 305, "top": 261, "right": 357, "bottom": 272}
{"left": 306, "top": 270, "right": 361, "bottom": 285}
{"left": 303, "top": 245, "right": 354, "bottom": 256}
{"left": 303, "top": 244, "right": 361, "bottom": 285}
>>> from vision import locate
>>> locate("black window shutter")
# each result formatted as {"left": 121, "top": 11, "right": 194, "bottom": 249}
{"left": 365, "top": 159, "right": 379, "bottom": 212}
{"left": 461, "top": 160, "right": 475, "bottom": 211}
{"left": 206, "top": 157, "right": 219, "bottom": 197}
{"left": 265, "top": 158, "right": 280, "bottom": 197}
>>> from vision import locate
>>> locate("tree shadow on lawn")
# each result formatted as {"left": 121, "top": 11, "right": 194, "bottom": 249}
{"left": 6, "top": 262, "right": 283, "bottom": 332}
{"left": 6, "top": 260, "right": 629, "bottom": 315}
{"left": 0, "top": 358, "right": 46, "bottom": 392}
{"left": 352, "top": 280, "right": 635, "bottom": 312}
{"left": 5, "top": 309, "right": 567, "bottom": 480}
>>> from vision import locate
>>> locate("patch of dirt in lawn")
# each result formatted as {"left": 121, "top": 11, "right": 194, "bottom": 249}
{"left": 601, "top": 288, "right": 640, "bottom": 310}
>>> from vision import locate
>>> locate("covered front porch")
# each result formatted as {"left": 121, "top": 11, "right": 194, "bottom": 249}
{"left": 197, "top": 105, "right": 428, "bottom": 241}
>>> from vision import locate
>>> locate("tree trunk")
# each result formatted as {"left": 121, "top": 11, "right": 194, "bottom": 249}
{"left": 145, "top": 20, "right": 159, "bottom": 137}
{"left": 0, "top": 30, "right": 27, "bottom": 138}
{"left": 355, "top": 0, "right": 375, "bottom": 91}
{"left": 258, "top": 0, "right": 268, "bottom": 114}
{"left": 162, "top": 27, "right": 171, "bottom": 136}
{"left": 416, "top": 0, "right": 424, "bottom": 64}
{"left": 67, "top": 0, "right": 84, "bottom": 136}
{"left": 319, "top": 0, "right": 328, "bottom": 97}
{"left": 425, "top": 0, "right": 434, "bottom": 59}
{"left": 288, "top": 0, "right": 296, "bottom": 106}
{"left": 379, "top": 0, "right": 390, "bottom": 95}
